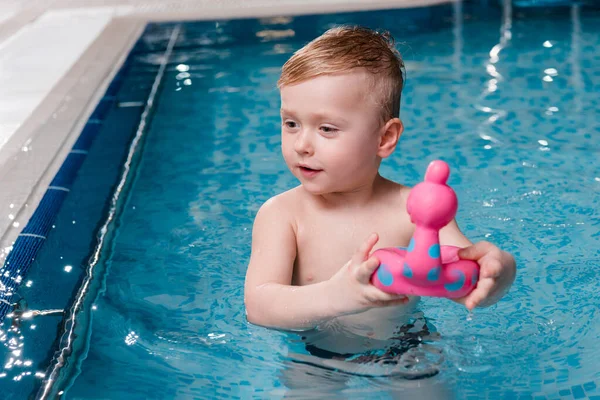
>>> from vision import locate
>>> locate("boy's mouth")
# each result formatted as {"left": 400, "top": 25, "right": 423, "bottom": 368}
{"left": 298, "top": 165, "right": 322, "bottom": 177}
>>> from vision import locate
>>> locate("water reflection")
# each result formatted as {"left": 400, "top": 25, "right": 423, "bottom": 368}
{"left": 0, "top": 302, "right": 63, "bottom": 384}
{"left": 474, "top": 0, "right": 512, "bottom": 148}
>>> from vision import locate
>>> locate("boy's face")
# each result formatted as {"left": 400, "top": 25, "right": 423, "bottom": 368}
{"left": 279, "top": 71, "right": 383, "bottom": 195}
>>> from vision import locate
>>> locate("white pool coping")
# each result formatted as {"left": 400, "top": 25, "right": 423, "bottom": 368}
{"left": 0, "top": 9, "right": 115, "bottom": 148}
{"left": 0, "top": 0, "right": 454, "bottom": 258}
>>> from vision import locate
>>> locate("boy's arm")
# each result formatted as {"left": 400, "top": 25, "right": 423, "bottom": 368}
{"left": 244, "top": 198, "right": 338, "bottom": 331}
{"left": 440, "top": 220, "right": 516, "bottom": 310}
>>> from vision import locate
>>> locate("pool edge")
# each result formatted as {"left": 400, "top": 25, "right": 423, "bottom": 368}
{"left": 0, "top": 18, "right": 146, "bottom": 261}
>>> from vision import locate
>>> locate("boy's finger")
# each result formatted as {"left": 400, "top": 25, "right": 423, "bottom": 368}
{"left": 481, "top": 260, "right": 502, "bottom": 279}
{"left": 357, "top": 255, "right": 381, "bottom": 283}
{"left": 458, "top": 241, "right": 493, "bottom": 261}
{"left": 373, "top": 296, "right": 410, "bottom": 307}
{"left": 353, "top": 233, "right": 379, "bottom": 264}
{"left": 464, "top": 278, "right": 494, "bottom": 310}
{"left": 387, "top": 297, "right": 410, "bottom": 306}
{"left": 365, "top": 287, "right": 408, "bottom": 303}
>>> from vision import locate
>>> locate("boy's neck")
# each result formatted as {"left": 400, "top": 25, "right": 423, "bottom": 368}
{"left": 314, "top": 173, "right": 385, "bottom": 208}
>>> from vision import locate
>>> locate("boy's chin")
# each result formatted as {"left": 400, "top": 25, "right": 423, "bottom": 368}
{"left": 298, "top": 181, "right": 330, "bottom": 196}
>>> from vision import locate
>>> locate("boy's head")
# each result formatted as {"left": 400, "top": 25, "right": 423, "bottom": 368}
{"left": 278, "top": 26, "right": 405, "bottom": 122}
{"left": 278, "top": 26, "right": 406, "bottom": 195}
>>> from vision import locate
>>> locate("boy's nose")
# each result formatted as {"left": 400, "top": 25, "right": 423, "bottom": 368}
{"left": 294, "top": 130, "right": 314, "bottom": 155}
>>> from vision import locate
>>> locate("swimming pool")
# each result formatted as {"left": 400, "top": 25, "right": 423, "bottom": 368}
{"left": 1, "top": 1, "right": 600, "bottom": 398}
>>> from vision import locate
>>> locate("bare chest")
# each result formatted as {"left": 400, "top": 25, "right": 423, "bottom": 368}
{"left": 292, "top": 209, "right": 413, "bottom": 285}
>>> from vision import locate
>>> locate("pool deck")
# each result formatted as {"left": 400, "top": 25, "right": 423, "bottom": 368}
{"left": 0, "top": 0, "right": 454, "bottom": 259}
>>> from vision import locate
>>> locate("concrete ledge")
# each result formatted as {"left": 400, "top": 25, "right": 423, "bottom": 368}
{"left": 0, "top": 18, "right": 145, "bottom": 258}
{"left": 117, "top": 0, "right": 453, "bottom": 21}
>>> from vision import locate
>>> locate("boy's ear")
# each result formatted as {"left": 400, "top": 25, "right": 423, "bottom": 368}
{"left": 377, "top": 118, "right": 403, "bottom": 158}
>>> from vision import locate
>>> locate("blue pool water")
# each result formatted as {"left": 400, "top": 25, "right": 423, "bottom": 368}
{"left": 1, "top": 1, "right": 600, "bottom": 398}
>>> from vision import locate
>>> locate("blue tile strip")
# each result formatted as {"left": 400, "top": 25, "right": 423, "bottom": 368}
{"left": 0, "top": 68, "right": 129, "bottom": 322}
{"left": 20, "top": 190, "right": 69, "bottom": 237}
{"left": 36, "top": 23, "right": 180, "bottom": 400}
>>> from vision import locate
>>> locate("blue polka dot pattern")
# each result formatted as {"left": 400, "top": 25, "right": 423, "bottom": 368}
{"left": 402, "top": 262, "right": 413, "bottom": 278}
{"left": 444, "top": 270, "right": 465, "bottom": 292}
{"left": 427, "top": 266, "right": 441, "bottom": 281}
{"left": 407, "top": 238, "right": 415, "bottom": 252}
{"left": 377, "top": 264, "right": 394, "bottom": 287}
{"left": 428, "top": 244, "right": 440, "bottom": 258}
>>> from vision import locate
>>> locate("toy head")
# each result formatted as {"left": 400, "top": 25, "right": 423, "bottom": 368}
{"left": 406, "top": 160, "right": 458, "bottom": 229}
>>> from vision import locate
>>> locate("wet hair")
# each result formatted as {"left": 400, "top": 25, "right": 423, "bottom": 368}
{"left": 278, "top": 26, "right": 405, "bottom": 121}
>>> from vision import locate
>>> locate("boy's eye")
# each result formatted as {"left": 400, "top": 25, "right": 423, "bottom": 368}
{"left": 283, "top": 120, "right": 297, "bottom": 129}
{"left": 320, "top": 125, "right": 338, "bottom": 134}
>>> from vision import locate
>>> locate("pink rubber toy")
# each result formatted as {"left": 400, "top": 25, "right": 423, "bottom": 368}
{"left": 371, "top": 160, "right": 479, "bottom": 298}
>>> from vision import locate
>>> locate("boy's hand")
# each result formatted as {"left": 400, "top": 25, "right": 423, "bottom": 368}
{"left": 328, "top": 233, "right": 409, "bottom": 317}
{"left": 456, "top": 241, "right": 516, "bottom": 310}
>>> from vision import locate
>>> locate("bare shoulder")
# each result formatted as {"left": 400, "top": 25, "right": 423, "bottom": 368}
{"left": 377, "top": 176, "right": 411, "bottom": 207}
{"left": 255, "top": 186, "right": 302, "bottom": 226}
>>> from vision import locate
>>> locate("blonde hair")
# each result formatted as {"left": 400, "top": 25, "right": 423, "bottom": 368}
{"left": 278, "top": 26, "right": 405, "bottom": 121}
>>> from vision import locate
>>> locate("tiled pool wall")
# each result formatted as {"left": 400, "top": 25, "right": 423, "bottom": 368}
{"left": 0, "top": 23, "right": 181, "bottom": 398}
{"left": 0, "top": 27, "right": 154, "bottom": 322}
{"left": 0, "top": 69, "right": 124, "bottom": 322}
